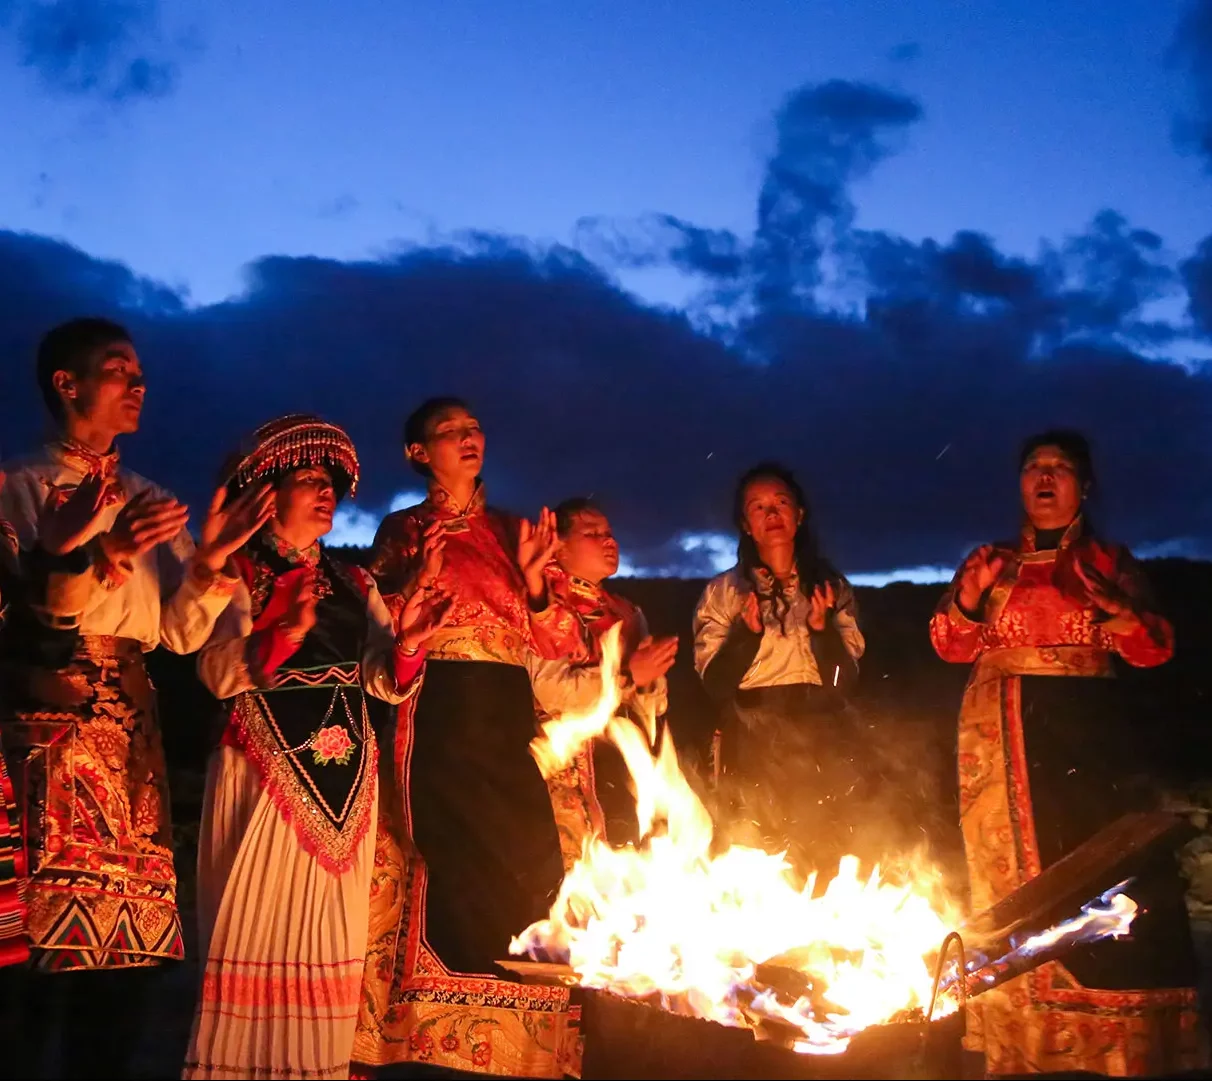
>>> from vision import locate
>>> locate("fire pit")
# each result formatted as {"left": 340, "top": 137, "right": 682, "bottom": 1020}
{"left": 513, "top": 630, "right": 1187, "bottom": 1078}
{"left": 572, "top": 988, "right": 965, "bottom": 1080}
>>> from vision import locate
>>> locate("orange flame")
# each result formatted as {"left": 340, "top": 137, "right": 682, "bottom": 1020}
{"left": 514, "top": 627, "right": 962, "bottom": 1053}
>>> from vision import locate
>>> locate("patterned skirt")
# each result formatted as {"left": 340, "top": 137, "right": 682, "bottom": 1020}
{"left": 958, "top": 646, "right": 1208, "bottom": 1076}
{"left": 352, "top": 660, "right": 581, "bottom": 1078}
{"left": 0, "top": 635, "right": 182, "bottom": 971}
{"left": 0, "top": 739, "right": 28, "bottom": 968}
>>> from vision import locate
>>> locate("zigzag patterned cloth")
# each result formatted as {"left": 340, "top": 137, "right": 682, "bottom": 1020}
{"left": 0, "top": 636, "right": 182, "bottom": 970}
{"left": 0, "top": 740, "right": 29, "bottom": 968}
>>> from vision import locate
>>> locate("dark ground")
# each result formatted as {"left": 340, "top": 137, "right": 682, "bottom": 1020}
{"left": 129, "top": 558, "right": 1212, "bottom": 1078}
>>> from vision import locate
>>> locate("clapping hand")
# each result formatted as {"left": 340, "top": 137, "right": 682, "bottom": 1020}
{"left": 38, "top": 471, "right": 114, "bottom": 556}
{"left": 197, "top": 483, "right": 276, "bottom": 574}
{"left": 628, "top": 635, "right": 679, "bottom": 687}
{"left": 415, "top": 519, "right": 446, "bottom": 590}
{"left": 517, "top": 507, "right": 558, "bottom": 601}
{"left": 740, "top": 591, "right": 763, "bottom": 634}
{"left": 281, "top": 570, "right": 318, "bottom": 646}
{"left": 1071, "top": 560, "right": 1139, "bottom": 628}
{"left": 397, "top": 585, "right": 454, "bottom": 654}
{"left": 957, "top": 549, "right": 1007, "bottom": 614}
{"left": 806, "top": 581, "right": 836, "bottom": 632}
{"left": 99, "top": 488, "right": 190, "bottom": 565}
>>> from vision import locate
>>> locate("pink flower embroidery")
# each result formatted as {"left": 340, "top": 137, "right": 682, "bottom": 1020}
{"left": 311, "top": 724, "right": 356, "bottom": 766}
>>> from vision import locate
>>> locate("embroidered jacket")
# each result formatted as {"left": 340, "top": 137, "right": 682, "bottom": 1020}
{"left": 370, "top": 480, "right": 581, "bottom": 665}
{"left": 529, "top": 563, "right": 668, "bottom": 719}
{"left": 930, "top": 518, "right": 1173, "bottom": 669}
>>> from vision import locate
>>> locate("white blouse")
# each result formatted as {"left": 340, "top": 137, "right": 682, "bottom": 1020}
{"left": 0, "top": 443, "right": 238, "bottom": 653}
{"left": 693, "top": 564, "right": 864, "bottom": 691}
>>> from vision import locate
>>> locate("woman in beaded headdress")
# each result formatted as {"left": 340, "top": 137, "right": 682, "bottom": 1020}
{"left": 182, "top": 415, "right": 451, "bottom": 1081}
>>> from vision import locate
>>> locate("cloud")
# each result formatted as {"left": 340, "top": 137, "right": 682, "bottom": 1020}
{"left": 7, "top": 0, "right": 183, "bottom": 102}
{"left": 0, "top": 75, "right": 1209, "bottom": 578}
{"left": 318, "top": 194, "right": 360, "bottom": 220}
{"left": 1171, "top": 0, "right": 1212, "bottom": 169}
{"left": 1183, "top": 235, "right": 1212, "bottom": 334}
{"left": 887, "top": 42, "right": 922, "bottom": 65}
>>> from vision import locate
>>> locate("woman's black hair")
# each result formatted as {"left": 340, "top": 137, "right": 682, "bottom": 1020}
{"left": 1018, "top": 428, "right": 1096, "bottom": 491}
{"left": 733, "top": 461, "right": 838, "bottom": 633}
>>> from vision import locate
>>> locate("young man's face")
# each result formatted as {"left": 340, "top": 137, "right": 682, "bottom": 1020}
{"left": 557, "top": 509, "right": 620, "bottom": 584}
{"left": 55, "top": 339, "right": 145, "bottom": 437}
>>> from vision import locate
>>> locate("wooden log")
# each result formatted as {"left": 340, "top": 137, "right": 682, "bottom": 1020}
{"left": 961, "top": 810, "right": 1193, "bottom": 954}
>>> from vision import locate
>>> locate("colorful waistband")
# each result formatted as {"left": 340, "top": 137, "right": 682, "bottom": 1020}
{"left": 973, "top": 645, "right": 1114, "bottom": 682}
{"left": 422, "top": 625, "right": 527, "bottom": 667}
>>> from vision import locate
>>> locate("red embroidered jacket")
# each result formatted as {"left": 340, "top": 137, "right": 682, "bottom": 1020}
{"left": 930, "top": 520, "right": 1173, "bottom": 669}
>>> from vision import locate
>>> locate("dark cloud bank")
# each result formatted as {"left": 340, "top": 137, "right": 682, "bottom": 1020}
{"left": 2, "top": 0, "right": 181, "bottom": 102}
{"left": 2, "top": 64, "right": 1212, "bottom": 576}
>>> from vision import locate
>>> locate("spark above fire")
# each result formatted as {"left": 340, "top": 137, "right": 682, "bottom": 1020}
{"left": 511, "top": 625, "right": 1140, "bottom": 1055}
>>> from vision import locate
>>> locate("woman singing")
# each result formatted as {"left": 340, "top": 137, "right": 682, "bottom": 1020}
{"left": 183, "top": 416, "right": 449, "bottom": 1081}
{"left": 931, "top": 429, "right": 1207, "bottom": 1077}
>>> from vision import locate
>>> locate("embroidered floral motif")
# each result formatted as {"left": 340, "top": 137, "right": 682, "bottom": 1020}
{"left": 312, "top": 724, "right": 356, "bottom": 766}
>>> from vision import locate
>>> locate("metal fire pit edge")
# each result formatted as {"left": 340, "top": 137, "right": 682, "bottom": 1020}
{"left": 572, "top": 988, "right": 965, "bottom": 1080}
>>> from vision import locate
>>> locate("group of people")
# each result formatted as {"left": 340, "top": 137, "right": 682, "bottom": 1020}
{"left": 0, "top": 315, "right": 1203, "bottom": 1080}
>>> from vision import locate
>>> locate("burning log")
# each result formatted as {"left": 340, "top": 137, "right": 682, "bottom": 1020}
{"left": 960, "top": 810, "right": 1191, "bottom": 956}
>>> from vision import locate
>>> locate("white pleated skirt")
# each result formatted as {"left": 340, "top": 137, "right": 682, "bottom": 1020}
{"left": 183, "top": 746, "right": 376, "bottom": 1081}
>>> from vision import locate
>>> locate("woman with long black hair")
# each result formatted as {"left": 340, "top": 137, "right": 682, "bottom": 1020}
{"left": 693, "top": 461, "right": 865, "bottom": 875}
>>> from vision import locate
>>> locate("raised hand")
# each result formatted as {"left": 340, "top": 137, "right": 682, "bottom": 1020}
{"left": 397, "top": 585, "right": 454, "bottom": 653}
{"left": 281, "top": 571, "right": 318, "bottom": 645}
{"left": 38, "top": 471, "right": 114, "bottom": 555}
{"left": 517, "top": 507, "right": 558, "bottom": 600}
{"left": 197, "top": 483, "right": 276, "bottom": 573}
{"left": 1071, "top": 560, "right": 1138, "bottom": 626}
{"left": 740, "top": 591, "right": 763, "bottom": 634}
{"left": 100, "top": 488, "right": 191, "bottom": 565}
{"left": 415, "top": 519, "right": 446, "bottom": 590}
{"left": 957, "top": 549, "right": 1007, "bottom": 614}
{"left": 628, "top": 634, "right": 679, "bottom": 687}
{"left": 806, "top": 581, "right": 836, "bottom": 632}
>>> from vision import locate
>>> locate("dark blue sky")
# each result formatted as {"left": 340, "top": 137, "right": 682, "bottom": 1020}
{"left": 1, "top": 0, "right": 1211, "bottom": 581}
{"left": 2, "top": 0, "right": 1207, "bottom": 306}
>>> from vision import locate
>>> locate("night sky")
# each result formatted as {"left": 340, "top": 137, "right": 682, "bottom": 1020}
{"left": 1, "top": 0, "right": 1211, "bottom": 583}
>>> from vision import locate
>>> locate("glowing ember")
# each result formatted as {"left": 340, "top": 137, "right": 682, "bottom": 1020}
{"left": 515, "top": 628, "right": 963, "bottom": 1054}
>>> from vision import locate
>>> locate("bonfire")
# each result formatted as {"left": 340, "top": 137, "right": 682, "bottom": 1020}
{"left": 510, "top": 625, "right": 1138, "bottom": 1056}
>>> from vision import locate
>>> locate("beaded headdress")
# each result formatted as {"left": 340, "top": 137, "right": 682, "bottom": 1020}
{"left": 222, "top": 414, "right": 359, "bottom": 500}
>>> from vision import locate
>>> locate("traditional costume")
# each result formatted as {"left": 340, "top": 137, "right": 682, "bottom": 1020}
{"left": 532, "top": 563, "right": 668, "bottom": 865}
{"left": 0, "top": 437, "right": 240, "bottom": 1078}
{"left": 931, "top": 518, "right": 1207, "bottom": 1076}
{"left": 352, "top": 481, "right": 584, "bottom": 1078}
{"left": 0, "top": 438, "right": 238, "bottom": 971}
{"left": 694, "top": 564, "right": 866, "bottom": 870}
{"left": 182, "top": 416, "right": 425, "bottom": 1081}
